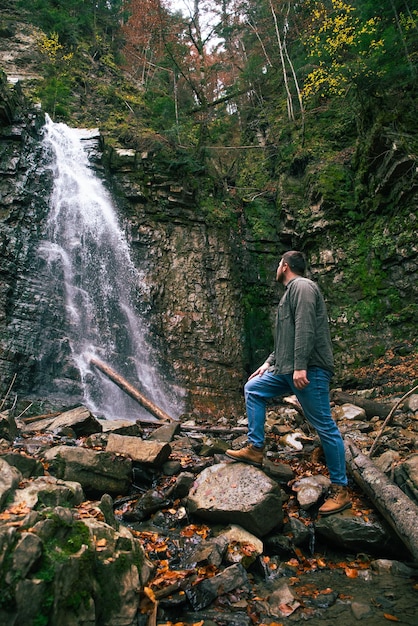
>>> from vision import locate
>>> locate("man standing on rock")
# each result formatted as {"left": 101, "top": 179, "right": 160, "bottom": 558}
{"left": 226, "top": 250, "right": 351, "bottom": 515}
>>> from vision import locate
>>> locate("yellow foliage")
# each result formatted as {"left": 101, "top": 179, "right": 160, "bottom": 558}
{"left": 38, "top": 32, "right": 63, "bottom": 61}
{"left": 302, "top": 0, "right": 384, "bottom": 99}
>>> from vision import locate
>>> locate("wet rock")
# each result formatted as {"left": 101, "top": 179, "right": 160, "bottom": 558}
{"left": 106, "top": 433, "right": 171, "bottom": 466}
{"left": 185, "top": 534, "right": 228, "bottom": 568}
{"left": 256, "top": 581, "right": 300, "bottom": 619}
{"left": 371, "top": 558, "right": 418, "bottom": 577}
{"left": 405, "top": 394, "right": 418, "bottom": 413}
{"left": 315, "top": 508, "right": 403, "bottom": 555}
{"left": 221, "top": 525, "right": 264, "bottom": 568}
{"left": 21, "top": 405, "right": 102, "bottom": 437}
{"left": 146, "top": 421, "right": 180, "bottom": 442}
{"left": 283, "top": 515, "right": 313, "bottom": 546}
{"left": 351, "top": 601, "right": 373, "bottom": 619}
{"left": 43, "top": 445, "right": 132, "bottom": 495}
{"left": 199, "top": 437, "right": 229, "bottom": 456}
{"left": 99, "top": 419, "right": 143, "bottom": 437}
{"left": 122, "top": 488, "right": 169, "bottom": 522}
{"left": 164, "top": 471, "right": 194, "bottom": 499}
{"left": 187, "top": 462, "right": 283, "bottom": 536}
{"left": 374, "top": 449, "right": 402, "bottom": 476}
{"left": 185, "top": 562, "right": 249, "bottom": 610}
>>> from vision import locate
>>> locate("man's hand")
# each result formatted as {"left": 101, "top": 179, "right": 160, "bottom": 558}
{"left": 248, "top": 362, "right": 270, "bottom": 380}
{"left": 293, "top": 369, "right": 309, "bottom": 389}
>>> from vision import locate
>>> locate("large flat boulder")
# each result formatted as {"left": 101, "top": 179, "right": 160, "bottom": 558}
{"left": 43, "top": 445, "right": 132, "bottom": 495}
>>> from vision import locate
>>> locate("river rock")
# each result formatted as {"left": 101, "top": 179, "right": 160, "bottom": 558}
{"left": 185, "top": 562, "right": 249, "bottom": 610}
{"left": 106, "top": 433, "right": 171, "bottom": 465}
{"left": 43, "top": 445, "right": 132, "bottom": 495}
{"left": 11, "top": 474, "right": 84, "bottom": 509}
{"left": 0, "top": 457, "right": 22, "bottom": 508}
{"left": 221, "top": 525, "right": 264, "bottom": 568}
{"left": 186, "top": 462, "right": 283, "bottom": 536}
{"left": 292, "top": 475, "right": 331, "bottom": 509}
{"left": 333, "top": 403, "right": 367, "bottom": 421}
{"left": 315, "top": 508, "right": 403, "bottom": 555}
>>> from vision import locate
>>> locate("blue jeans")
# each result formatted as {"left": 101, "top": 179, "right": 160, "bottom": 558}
{"left": 244, "top": 367, "right": 347, "bottom": 485}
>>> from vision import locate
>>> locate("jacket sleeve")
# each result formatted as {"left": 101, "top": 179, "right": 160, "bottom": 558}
{"left": 290, "top": 281, "right": 317, "bottom": 370}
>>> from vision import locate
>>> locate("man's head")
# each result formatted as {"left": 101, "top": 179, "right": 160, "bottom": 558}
{"left": 276, "top": 250, "right": 306, "bottom": 284}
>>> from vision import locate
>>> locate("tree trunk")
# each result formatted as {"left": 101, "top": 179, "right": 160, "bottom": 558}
{"left": 345, "top": 441, "right": 418, "bottom": 561}
{"left": 331, "top": 390, "right": 394, "bottom": 419}
{"left": 90, "top": 357, "right": 175, "bottom": 422}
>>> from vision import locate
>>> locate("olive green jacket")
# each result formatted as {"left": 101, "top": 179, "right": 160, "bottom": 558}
{"left": 266, "top": 276, "right": 334, "bottom": 374}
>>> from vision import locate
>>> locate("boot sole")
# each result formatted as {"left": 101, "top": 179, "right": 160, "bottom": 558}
{"left": 225, "top": 451, "right": 262, "bottom": 467}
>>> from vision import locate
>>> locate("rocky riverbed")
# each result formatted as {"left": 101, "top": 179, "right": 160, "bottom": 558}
{"left": 0, "top": 385, "right": 417, "bottom": 625}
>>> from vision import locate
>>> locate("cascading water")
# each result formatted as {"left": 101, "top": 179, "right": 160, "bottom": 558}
{"left": 37, "top": 115, "right": 183, "bottom": 420}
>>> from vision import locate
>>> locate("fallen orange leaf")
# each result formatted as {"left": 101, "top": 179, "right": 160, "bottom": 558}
{"left": 345, "top": 567, "right": 358, "bottom": 578}
{"left": 384, "top": 614, "right": 399, "bottom": 622}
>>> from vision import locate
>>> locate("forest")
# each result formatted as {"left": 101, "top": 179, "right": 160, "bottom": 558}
{"left": 4, "top": 0, "right": 418, "bottom": 379}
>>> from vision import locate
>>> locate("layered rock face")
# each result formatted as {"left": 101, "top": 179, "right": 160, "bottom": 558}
{"left": 0, "top": 75, "right": 246, "bottom": 417}
{"left": 0, "top": 72, "right": 58, "bottom": 395}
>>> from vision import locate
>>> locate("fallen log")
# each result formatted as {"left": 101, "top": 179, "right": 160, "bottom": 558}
{"left": 331, "top": 390, "right": 393, "bottom": 419}
{"left": 345, "top": 441, "right": 418, "bottom": 561}
{"left": 90, "top": 357, "right": 174, "bottom": 422}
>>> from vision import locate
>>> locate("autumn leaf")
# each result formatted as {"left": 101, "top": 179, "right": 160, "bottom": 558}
{"left": 345, "top": 567, "right": 358, "bottom": 578}
{"left": 384, "top": 614, "right": 400, "bottom": 622}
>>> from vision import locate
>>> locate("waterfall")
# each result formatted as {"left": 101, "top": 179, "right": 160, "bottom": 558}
{"left": 38, "top": 115, "right": 183, "bottom": 420}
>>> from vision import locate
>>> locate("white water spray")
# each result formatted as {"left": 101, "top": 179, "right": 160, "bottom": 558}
{"left": 39, "top": 115, "right": 183, "bottom": 420}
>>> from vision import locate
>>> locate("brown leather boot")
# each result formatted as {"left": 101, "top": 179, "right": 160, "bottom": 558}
{"left": 225, "top": 445, "right": 264, "bottom": 467}
{"left": 319, "top": 484, "right": 351, "bottom": 515}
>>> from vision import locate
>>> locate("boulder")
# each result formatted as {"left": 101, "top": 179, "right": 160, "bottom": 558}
{"left": 43, "top": 445, "right": 132, "bottom": 495}
{"left": 11, "top": 475, "right": 84, "bottom": 509}
{"left": 187, "top": 462, "right": 283, "bottom": 536}
{"left": 315, "top": 508, "right": 405, "bottom": 556}
{"left": 0, "top": 457, "right": 22, "bottom": 508}
{"left": 106, "top": 433, "right": 171, "bottom": 466}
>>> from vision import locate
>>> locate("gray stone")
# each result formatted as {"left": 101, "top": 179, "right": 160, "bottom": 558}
{"left": 315, "top": 508, "right": 400, "bottom": 554}
{"left": 44, "top": 445, "right": 132, "bottom": 495}
{"left": 292, "top": 475, "right": 331, "bottom": 509}
{"left": 0, "top": 457, "right": 22, "bottom": 509}
{"left": 5, "top": 532, "right": 43, "bottom": 583}
{"left": 106, "top": 433, "right": 171, "bottom": 466}
{"left": 187, "top": 462, "right": 283, "bottom": 536}
{"left": 98, "top": 419, "right": 142, "bottom": 437}
{"left": 12, "top": 475, "right": 85, "bottom": 509}
{"left": 350, "top": 601, "right": 373, "bottom": 619}
{"left": 185, "top": 563, "right": 249, "bottom": 610}
{"left": 147, "top": 421, "right": 180, "bottom": 442}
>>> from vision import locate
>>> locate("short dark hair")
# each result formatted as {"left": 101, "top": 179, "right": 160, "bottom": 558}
{"left": 282, "top": 250, "right": 306, "bottom": 276}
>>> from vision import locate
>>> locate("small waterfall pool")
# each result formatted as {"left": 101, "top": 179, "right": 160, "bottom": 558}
{"left": 38, "top": 115, "right": 183, "bottom": 420}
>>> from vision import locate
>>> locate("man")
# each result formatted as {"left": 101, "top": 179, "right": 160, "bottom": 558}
{"left": 226, "top": 250, "right": 350, "bottom": 515}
